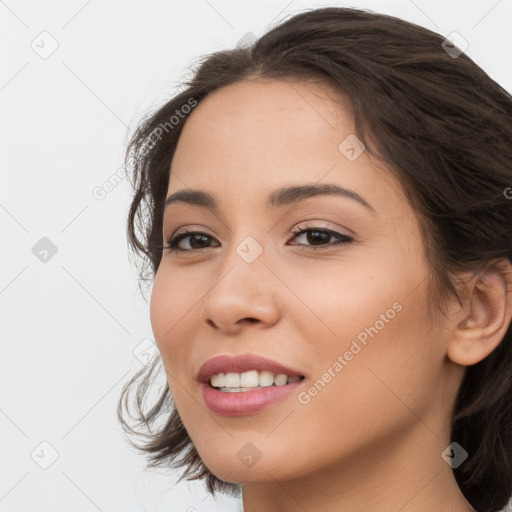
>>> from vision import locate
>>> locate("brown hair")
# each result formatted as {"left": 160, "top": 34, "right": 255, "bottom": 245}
{"left": 117, "top": 7, "right": 512, "bottom": 511}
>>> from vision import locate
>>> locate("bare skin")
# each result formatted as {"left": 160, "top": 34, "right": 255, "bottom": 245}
{"left": 149, "top": 77, "right": 512, "bottom": 512}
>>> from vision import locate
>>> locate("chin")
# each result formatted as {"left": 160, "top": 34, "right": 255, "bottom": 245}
{"left": 198, "top": 447, "right": 307, "bottom": 484}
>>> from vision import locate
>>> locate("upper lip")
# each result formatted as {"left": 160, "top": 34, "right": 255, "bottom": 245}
{"left": 196, "top": 353, "right": 305, "bottom": 384}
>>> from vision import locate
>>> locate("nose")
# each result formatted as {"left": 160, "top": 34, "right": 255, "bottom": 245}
{"left": 199, "top": 249, "right": 281, "bottom": 334}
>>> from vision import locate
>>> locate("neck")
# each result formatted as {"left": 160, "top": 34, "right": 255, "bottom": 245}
{"left": 241, "top": 421, "right": 477, "bottom": 512}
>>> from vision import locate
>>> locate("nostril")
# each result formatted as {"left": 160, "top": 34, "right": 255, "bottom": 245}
{"left": 237, "top": 318, "right": 259, "bottom": 324}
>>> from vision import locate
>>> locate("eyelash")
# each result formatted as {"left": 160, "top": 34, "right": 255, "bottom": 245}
{"left": 162, "top": 225, "right": 353, "bottom": 253}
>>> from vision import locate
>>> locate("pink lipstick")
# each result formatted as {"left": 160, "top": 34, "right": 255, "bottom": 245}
{"left": 196, "top": 353, "right": 306, "bottom": 416}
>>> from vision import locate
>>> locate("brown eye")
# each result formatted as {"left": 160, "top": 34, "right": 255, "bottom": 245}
{"left": 164, "top": 231, "right": 219, "bottom": 252}
{"left": 289, "top": 227, "right": 353, "bottom": 250}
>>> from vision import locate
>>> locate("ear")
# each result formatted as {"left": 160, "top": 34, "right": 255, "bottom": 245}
{"left": 447, "top": 258, "right": 512, "bottom": 366}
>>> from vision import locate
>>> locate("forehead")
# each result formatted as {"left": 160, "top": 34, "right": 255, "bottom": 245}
{"left": 175, "top": 77, "right": 353, "bottom": 157}
{"left": 169, "top": 78, "right": 408, "bottom": 217}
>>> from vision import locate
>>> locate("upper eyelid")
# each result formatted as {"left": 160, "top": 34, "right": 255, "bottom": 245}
{"left": 168, "top": 225, "right": 215, "bottom": 240}
{"left": 168, "top": 222, "right": 347, "bottom": 237}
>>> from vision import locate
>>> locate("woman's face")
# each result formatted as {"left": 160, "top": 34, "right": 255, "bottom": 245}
{"left": 150, "top": 78, "right": 460, "bottom": 484}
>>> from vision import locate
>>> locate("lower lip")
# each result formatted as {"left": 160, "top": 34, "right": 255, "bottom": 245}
{"left": 200, "top": 381, "right": 304, "bottom": 416}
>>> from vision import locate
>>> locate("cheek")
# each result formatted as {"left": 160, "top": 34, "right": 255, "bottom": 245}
{"left": 149, "top": 269, "right": 195, "bottom": 378}
{"left": 294, "top": 282, "right": 440, "bottom": 451}
{"left": 149, "top": 273, "right": 171, "bottom": 351}
{"left": 271, "top": 327, "right": 438, "bottom": 479}
{"left": 282, "top": 257, "right": 409, "bottom": 362}
{"left": 285, "top": 238, "right": 433, "bottom": 360}
{"left": 149, "top": 273, "right": 205, "bottom": 427}
{"left": 287, "top": 258, "right": 440, "bottom": 418}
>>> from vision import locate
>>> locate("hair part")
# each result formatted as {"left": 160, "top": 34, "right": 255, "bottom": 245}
{"left": 118, "top": 7, "right": 512, "bottom": 510}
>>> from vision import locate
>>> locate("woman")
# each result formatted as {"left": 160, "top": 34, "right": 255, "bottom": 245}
{"left": 118, "top": 7, "right": 512, "bottom": 512}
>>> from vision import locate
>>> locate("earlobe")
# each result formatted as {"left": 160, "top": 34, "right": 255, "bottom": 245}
{"left": 447, "top": 258, "right": 512, "bottom": 367}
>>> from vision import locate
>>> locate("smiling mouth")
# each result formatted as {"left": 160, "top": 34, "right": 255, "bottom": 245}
{"left": 201, "top": 366, "right": 306, "bottom": 415}
{"left": 209, "top": 371, "right": 305, "bottom": 393}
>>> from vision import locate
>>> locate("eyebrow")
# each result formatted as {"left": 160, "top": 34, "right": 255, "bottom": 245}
{"left": 164, "top": 183, "right": 376, "bottom": 214}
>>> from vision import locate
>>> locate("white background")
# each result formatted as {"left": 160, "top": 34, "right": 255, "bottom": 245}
{"left": 1, "top": 0, "right": 511, "bottom": 511}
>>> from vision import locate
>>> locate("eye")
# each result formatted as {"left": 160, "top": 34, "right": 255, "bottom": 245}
{"left": 288, "top": 225, "right": 353, "bottom": 250}
{"left": 163, "top": 230, "right": 219, "bottom": 253}
{"left": 162, "top": 225, "right": 354, "bottom": 254}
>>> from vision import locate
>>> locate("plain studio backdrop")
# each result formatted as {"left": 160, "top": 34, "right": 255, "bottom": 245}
{"left": 1, "top": 0, "right": 511, "bottom": 511}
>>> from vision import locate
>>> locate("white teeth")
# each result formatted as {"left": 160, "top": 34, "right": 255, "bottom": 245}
{"left": 274, "top": 374, "right": 288, "bottom": 386}
{"left": 210, "top": 373, "right": 221, "bottom": 387}
{"left": 224, "top": 372, "right": 240, "bottom": 387}
{"left": 240, "top": 370, "right": 259, "bottom": 387}
{"left": 259, "top": 370, "right": 274, "bottom": 387}
{"left": 209, "top": 370, "right": 303, "bottom": 390}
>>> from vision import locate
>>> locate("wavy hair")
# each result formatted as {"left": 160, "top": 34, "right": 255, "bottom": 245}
{"left": 117, "top": 7, "right": 512, "bottom": 511}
